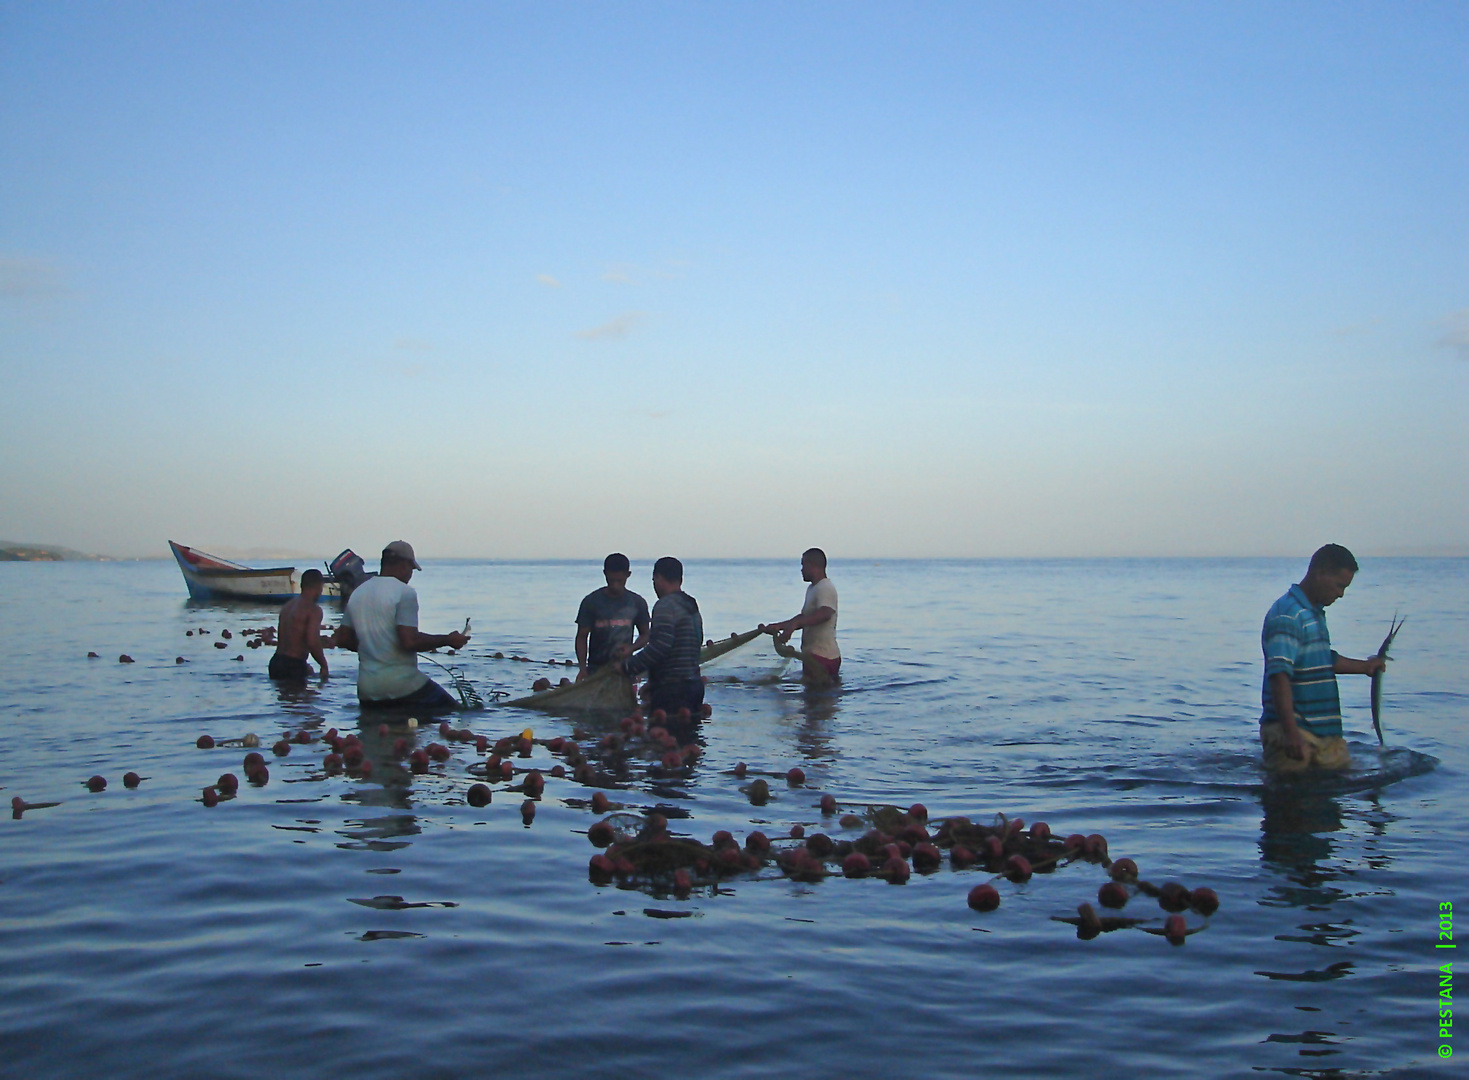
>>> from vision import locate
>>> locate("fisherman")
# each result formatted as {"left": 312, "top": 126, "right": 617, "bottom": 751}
{"left": 765, "top": 547, "right": 841, "bottom": 684}
{"left": 1259, "top": 543, "right": 1385, "bottom": 772}
{"left": 575, "top": 553, "right": 650, "bottom": 682}
{"left": 333, "top": 541, "right": 470, "bottom": 711}
{"left": 267, "top": 568, "right": 331, "bottom": 682}
{"left": 620, "top": 556, "right": 704, "bottom": 718}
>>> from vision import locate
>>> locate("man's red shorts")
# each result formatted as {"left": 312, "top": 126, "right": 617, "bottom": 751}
{"left": 811, "top": 654, "right": 841, "bottom": 680}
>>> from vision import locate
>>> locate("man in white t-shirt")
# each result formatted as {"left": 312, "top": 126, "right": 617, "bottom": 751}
{"left": 765, "top": 547, "right": 840, "bottom": 684}
{"left": 334, "top": 540, "right": 470, "bottom": 711}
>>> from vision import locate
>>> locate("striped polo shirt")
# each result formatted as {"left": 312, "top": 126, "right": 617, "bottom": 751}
{"left": 1260, "top": 584, "right": 1342, "bottom": 737}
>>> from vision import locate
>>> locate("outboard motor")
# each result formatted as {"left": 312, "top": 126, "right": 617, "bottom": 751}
{"left": 327, "top": 549, "right": 374, "bottom": 596}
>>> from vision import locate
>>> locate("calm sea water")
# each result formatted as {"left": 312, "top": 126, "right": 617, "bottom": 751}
{"left": 1, "top": 558, "right": 1463, "bottom": 1079}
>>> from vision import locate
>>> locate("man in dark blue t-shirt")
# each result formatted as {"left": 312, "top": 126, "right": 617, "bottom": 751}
{"left": 575, "top": 553, "right": 650, "bottom": 681}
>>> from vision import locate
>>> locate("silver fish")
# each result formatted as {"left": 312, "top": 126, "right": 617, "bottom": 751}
{"left": 1370, "top": 613, "right": 1405, "bottom": 745}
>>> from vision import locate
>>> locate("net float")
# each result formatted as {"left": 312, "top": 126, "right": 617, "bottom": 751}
{"left": 591, "top": 792, "right": 611, "bottom": 814}
{"left": 1064, "top": 833, "right": 1087, "bottom": 852}
{"left": 249, "top": 765, "right": 269, "bottom": 785}
{"left": 1084, "top": 834, "right": 1108, "bottom": 857}
{"left": 673, "top": 869, "right": 692, "bottom": 896}
{"left": 982, "top": 836, "right": 1005, "bottom": 862}
{"left": 466, "top": 783, "right": 491, "bottom": 807}
{"left": 787, "top": 767, "right": 805, "bottom": 786}
{"left": 1005, "top": 854, "right": 1033, "bottom": 883}
{"left": 950, "top": 845, "right": 977, "bottom": 869}
{"left": 842, "top": 852, "right": 871, "bottom": 877}
{"left": 378, "top": 724, "right": 390, "bottom": 738}
{"left": 123, "top": 772, "right": 142, "bottom": 789}
{"left": 806, "top": 833, "right": 835, "bottom": 857}
{"left": 521, "top": 801, "right": 535, "bottom": 823}
{"left": 1098, "top": 882, "right": 1130, "bottom": 909}
{"left": 409, "top": 750, "right": 429, "bottom": 774}
{"left": 119, "top": 654, "right": 134, "bottom": 663}
{"left": 1158, "top": 882, "right": 1191, "bottom": 913}
{"left": 911, "top": 843, "right": 942, "bottom": 872}
{"left": 746, "top": 779, "right": 770, "bottom": 805}
{"left": 357, "top": 760, "right": 373, "bottom": 778}
{"left": 272, "top": 740, "right": 290, "bottom": 757}
{"left": 588, "top": 821, "right": 615, "bottom": 847}
{"left": 883, "top": 857, "right": 911, "bottom": 884}
{"left": 1165, "top": 914, "right": 1188, "bottom": 945}
{"left": 216, "top": 773, "right": 238, "bottom": 794}
{"left": 243, "top": 752, "right": 264, "bottom": 771}
{"left": 790, "top": 824, "right": 805, "bottom": 838}
{"left": 523, "top": 771, "right": 545, "bottom": 798}
{"left": 1109, "top": 858, "right": 1139, "bottom": 882}
{"left": 1077, "top": 902, "right": 1102, "bottom": 940}
{"left": 733, "top": 762, "right": 747, "bottom": 777}
{"left": 839, "top": 814, "right": 864, "bottom": 829}
{"left": 241, "top": 733, "right": 260, "bottom": 747}
{"left": 712, "top": 830, "right": 735, "bottom": 849}
{"left": 428, "top": 743, "right": 451, "bottom": 762}
{"left": 343, "top": 747, "right": 365, "bottom": 768}
{"left": 660, "top": 750, "right": 683, "bottom": 770}
{"left": 745, "top": 831, "right": 770, "bottom": 853}
{"left": 968, "top": 884, "right": 1001, "bottom": 912}
{"left": 323, "top": 753, "right": 343, "bottom": 772}
{"left": 588, "top": 854, "right": 615, "bottom": 883}
{"left": 175, "top": 657, "right": 187, "bottom": 664}
{"left": 201, "top": 787, "right": 218, "bottom": 807}
{"left": 293, "top": 730, "right": 311, "bottom": 744}
{"left": 196, "top": 735, "right": 215, "bottom": 749}
{"left": 550, "top": 764, "right": 566, "bottom": 778}
{"left": 1190, "top": 887, "right": 1219, "bottom": 916}
{"left": 908, "top": 803, "right": 928, "bottom": 822}
{"left": 1030, "top": 822, "right": 1051, "bottom": 844}
{"left": 820, "top": 794, "right": 838, "bottom": 815}
{"left": 86, "top": 775, "right": 106, "bottom": 792}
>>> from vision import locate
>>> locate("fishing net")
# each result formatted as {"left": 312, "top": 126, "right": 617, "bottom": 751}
{"left": 699, "top": 627, "right": 793, "bottom": 683}
{"left": 501, "top": 665, "right": 638, "bottom": 713}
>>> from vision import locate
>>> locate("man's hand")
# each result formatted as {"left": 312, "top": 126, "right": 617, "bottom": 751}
{"left": 1365, "top": 655, "right": 1388, "bottom": 677}
{"left": 1281, "top": 721, "right": 1306, "bottom": 761}
{"left": 446, "top": 631, "right": 470, "bottom": 651}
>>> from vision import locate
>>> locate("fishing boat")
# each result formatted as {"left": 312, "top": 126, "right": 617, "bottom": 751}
{"left": 168, "top": 541, "right": 350, "bottom": 602}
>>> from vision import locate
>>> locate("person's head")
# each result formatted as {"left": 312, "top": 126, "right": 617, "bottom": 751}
{"left": 801, "top": 547, "right": 827, "bottom": 583}
{"left": 1302, "top": 543, "right": 1358, "bottom": 607}
{"left": 300, "top": 568, "right": 324, "bottom": 598}
{"left": 603, "top": 552, "right": 631, "bottom": 593}
{"left": 651, "top": 556, "right": 683, "bottom": 598}
{"left": 380, "top": 540, "right": 421, "bottom": 583}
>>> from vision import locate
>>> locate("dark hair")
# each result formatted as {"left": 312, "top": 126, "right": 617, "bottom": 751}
{"left": 301, "top": 568, "right": 324, "bottom": 587}
{"left": 1308, "top": 543, "right": 1358, "bottom": 576}
{"left": 652, "top": 556, "right": 683, "bottom": 583}
{"left": 603, "top": 552, "right": 630, "bottom": 573}
{"left": 802, "top": 547, "right": 827, "bottom": 569}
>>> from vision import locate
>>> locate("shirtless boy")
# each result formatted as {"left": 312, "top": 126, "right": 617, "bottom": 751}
{"left": 268, "top": 568, "right": 331, "bottom": 681}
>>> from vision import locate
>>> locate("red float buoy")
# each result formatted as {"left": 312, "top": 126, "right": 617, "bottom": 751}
{"left": 1109, "top": 858, "right": 1139, "bottom": 881}
{"left": 673, "top": 868, "right": 692, "bottom": 896}
{"left": 733, "top": 762, "right": 747, "bottom": 777}
{"left": 745, "top": 831, "right": 770, "bottom": 854}
{"left": 1190, "top": 887, "right": 1219, "bottom": 916}
{"left": 1030, "top": 821, "right": 1051, "bottom": 844}
{"left": 1158, "top": 882, "right": 1191, "bottom": 913}
{"left": 520, "top": 800, "right": 535, "bottom": 822}
{"left": 591, "top": 792, "right": 611, "bottom": 814}
{"left": 123, "top": 772, "right": 142, "bottom": 789}
{"left": 882, "top": 856, "right": 911, "bottom": 884}
{"left": 1005, "top": 854, "right": 1033, "bottom": 883}
{"left": 202, "top": 787, "right": 218, "bottom": 807}
{"left": 467, "top": 783, "right": 491, "bottom": 807}
{"left": 842, "top": 852, "right": 871, "bottom": 877}
{"left": 524, "top": 770, "right": 545, "bottom": 798}
{"left": 196, "top": 735, "right": 215, "bottom": 749}
{"left": 950, "top": 845, "right": 976, "bottom": 869}
{"left": 908, "top": 803, "right": 928, "bottom": 822}
{"left": 790, "top": 824, "right": 805, "bottom": 839}
{"left": 217, "top": 773, "right": 239, "bottom": 794}
{"left": 968, "top": 884, "right": 1001, "bottom": 912}
{"left": 786, "top": 767, "right": 805, "bottom": 786}
{"left": 1063, "top": 833, "right": 1087, "bottom": 852}
{"left": 272, "top": 740, "right": 290, "bottom": 757}
{"left": 1098, "top": 881, "right": 1129, "bottom": 909}
{"left": 499, "top": 760, "right": 514, "bottom": 781}
{"left": 86, "top": 775, "right": 107, "bottom": 793}
{"left": 588, "top": 854, "right": 615, "bottom": 883}
{"left": 323, "top": 753, "right": 343, "bottom": 772}
{"left": 820, "top": 793, "right": 837, "bottom": 815}
{"left": 806, "top": 833, "right": 834, "bottom": 857}
{"left": 588, "top": 821, "right": 615, "bottom": 847}
{"left": 1165, "top": 914, "right": 1188, "bottom": 945}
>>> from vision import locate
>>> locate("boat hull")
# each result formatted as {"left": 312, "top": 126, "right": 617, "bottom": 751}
{"left": 169, "top": 541, "right": 339, "bottom": 602}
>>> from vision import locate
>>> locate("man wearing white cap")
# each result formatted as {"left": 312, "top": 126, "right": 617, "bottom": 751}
{"left": 334, "top": 541, "right": 470, "bottom": 711}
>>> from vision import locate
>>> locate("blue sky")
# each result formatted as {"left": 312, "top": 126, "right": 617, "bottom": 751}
{"left": 2, "top": 2, "right": 1466, "bottom": 559}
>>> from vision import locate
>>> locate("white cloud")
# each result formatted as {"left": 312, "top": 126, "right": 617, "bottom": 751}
{"left": 575, "top": 311, "right": 647, "bottom": 341}
{"left": 536, "top": 273, "right": 562, "bottom": 288}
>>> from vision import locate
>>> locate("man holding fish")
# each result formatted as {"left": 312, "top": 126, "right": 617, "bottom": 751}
{"left": 1259, "top": 544, "right": 1389, "bottom": 772}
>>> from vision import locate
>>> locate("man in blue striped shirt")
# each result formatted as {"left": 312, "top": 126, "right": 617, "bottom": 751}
{"left": 1260, "top": 544, "right": 1385, "bottom": 772}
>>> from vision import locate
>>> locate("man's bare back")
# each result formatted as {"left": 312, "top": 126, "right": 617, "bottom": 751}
{"left": 276, "top": 595, "right": 325, "bottom": 661}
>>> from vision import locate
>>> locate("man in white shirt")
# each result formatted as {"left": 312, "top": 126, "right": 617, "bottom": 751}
{"left": 334, "top": 540, "right": 470, "bottom": 711}
{"left": 766, "top": 547, "right": 840, "bottom": 684}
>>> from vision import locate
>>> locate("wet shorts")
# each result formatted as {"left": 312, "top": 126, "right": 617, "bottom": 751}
{"left": 805, "top": 654, "right": 841, "bottom": 682}
{"left": 645, "top": 677, "right": 705, "bottom": 719}
{"left": 1260, "top": 722, "right": 1352, "bottom": 772}
{"left": 360, "top": 678, "right": 459, "bottom": 714}
{"left": 268, "top": 653, "right": 310, "bottom": 681}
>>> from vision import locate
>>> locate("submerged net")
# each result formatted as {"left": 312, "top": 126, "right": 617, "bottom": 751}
{"left": 501, "top": 665, "right": 638, "bottom": 713}
{"left": 699, "top": 627, "right": 793, "bottom": 684}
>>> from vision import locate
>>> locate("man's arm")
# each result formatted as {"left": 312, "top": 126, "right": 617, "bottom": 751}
{"left": 1334, "top": 655, "right": 1387, "bottom": 676}
{"left": 575, "top": 626, "right": 591, "bottom": 680}
{"left": 768, "top": 606, "right": 835, "bottom": 645}
{"left": 624, "top": 609, "right": 673, "bottom": 677}
{"left": 1267, "top": 672, "right": 1306, "bottom": 761}
{"left": 335, "top": 625, "right": 358, "bottom": 652}
{"left": 396, "top": 625, "right": 470, "bottom": 653}
{"left": 307, "top": 606, "right": 329, "bottom": 677}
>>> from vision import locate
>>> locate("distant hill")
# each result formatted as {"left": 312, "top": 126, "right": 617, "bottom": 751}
{"left": 0, "top": 542, "right": 108, "bottom": 562}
